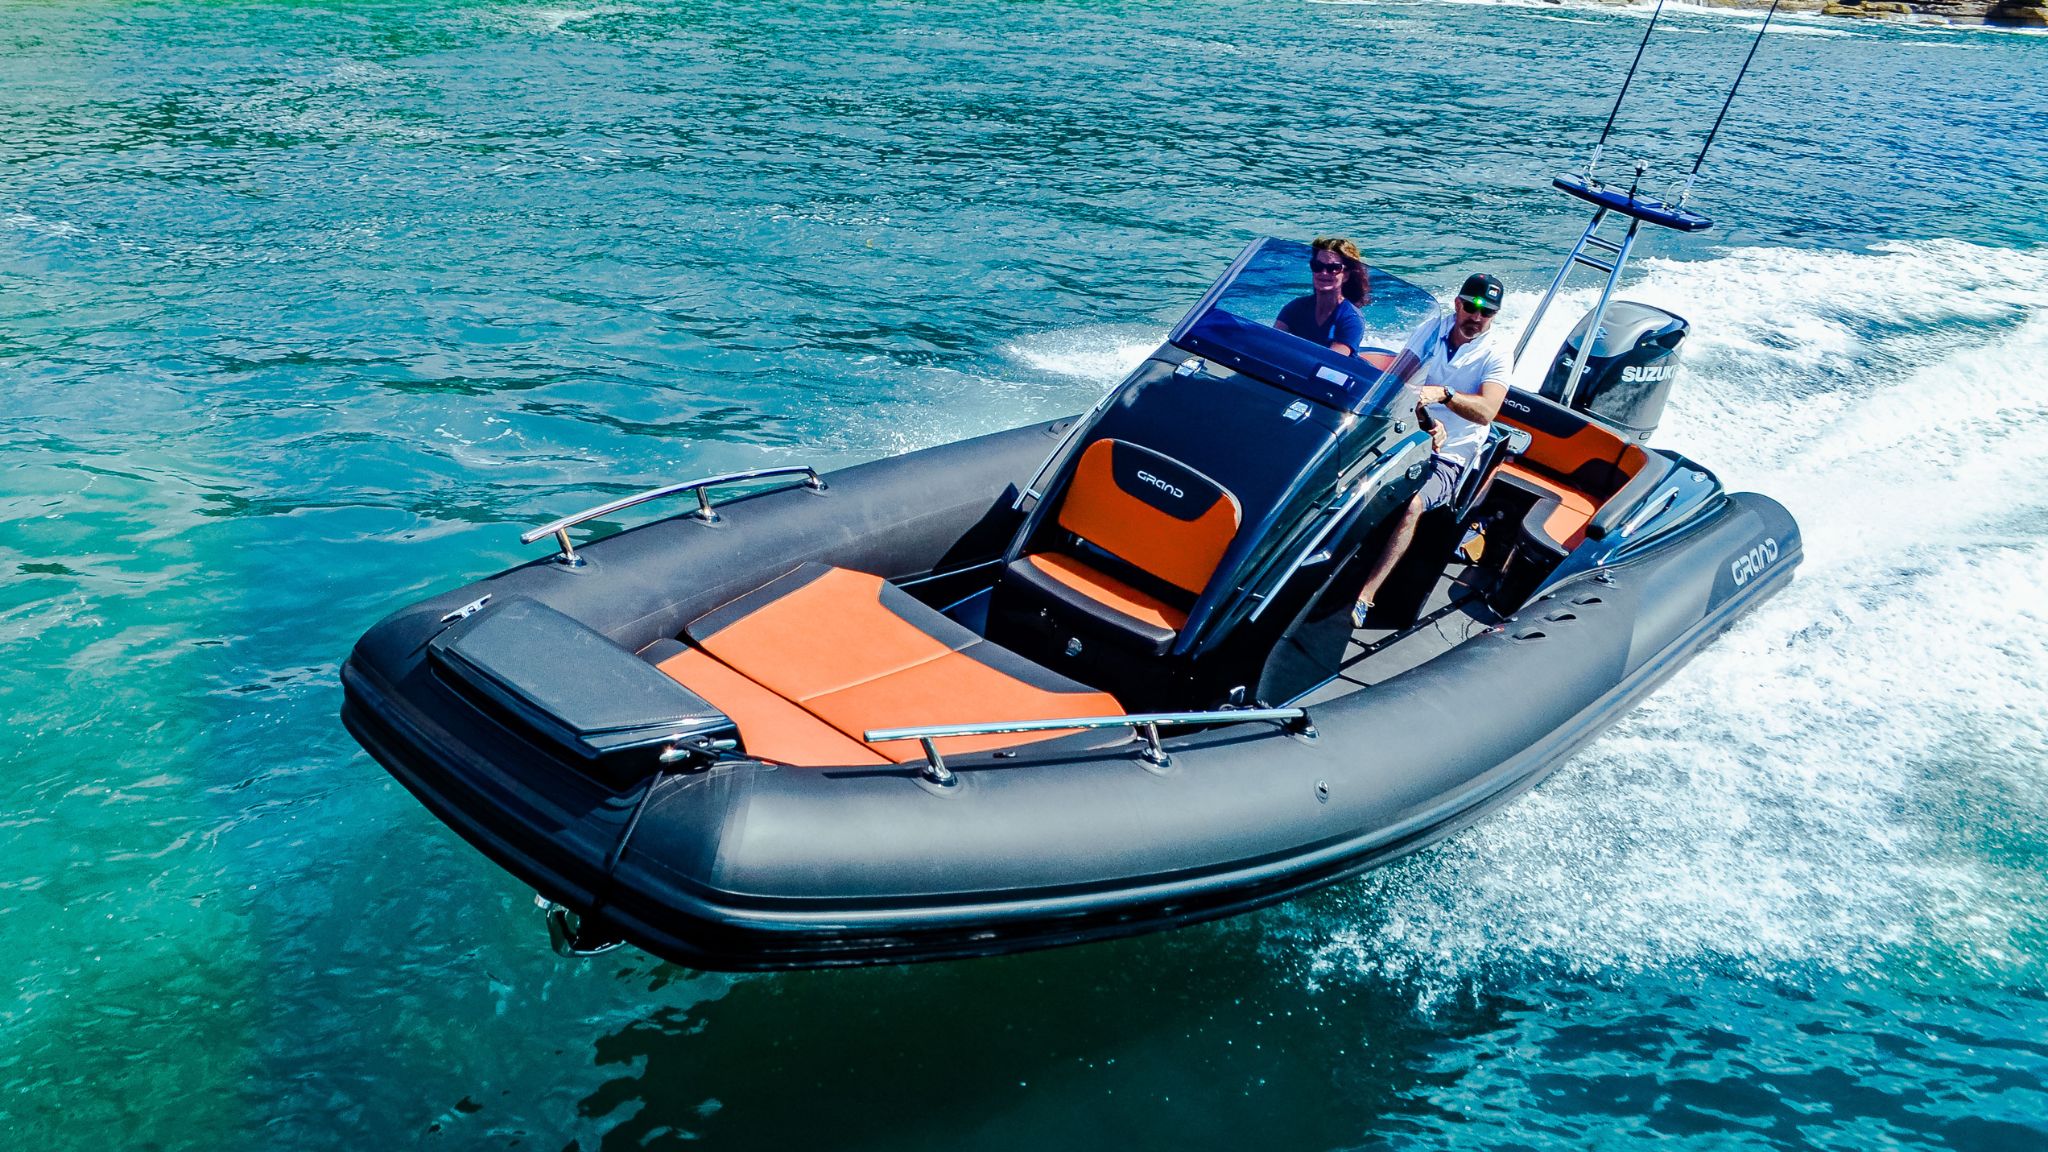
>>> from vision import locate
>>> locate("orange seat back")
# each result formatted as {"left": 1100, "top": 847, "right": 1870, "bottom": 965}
{"left": 1509, "top": 419, "right": 1627, "bottom": 480}
{"left": 1054, "top": 439, "right": 1242, "bottom": 596}
{"left": 1616, "top": 443, "right": 1651, "bottom": 481}
{"left": 1497, "top": 405, "right": 1650, "bottom": 500}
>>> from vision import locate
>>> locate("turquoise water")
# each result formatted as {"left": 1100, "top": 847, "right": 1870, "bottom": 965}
{"left": 3, "top": 0, "right": 2045, "bottom": 1147}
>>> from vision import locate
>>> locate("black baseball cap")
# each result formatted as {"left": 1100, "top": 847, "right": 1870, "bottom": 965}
{"left": 1458, "top": 273, "right": 1504, "bottom": 313}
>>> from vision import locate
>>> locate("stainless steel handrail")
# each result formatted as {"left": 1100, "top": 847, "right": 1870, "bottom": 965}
{"left": 520, "top": 466, "right": 826, "bottom": 565}
{"left": 1011, "top": 425, "right": 1077, "bottom": 512}
{"left": 1248, "top": 430, "right": 1431, "bottom": 623}
{"left": 1617, "top": 484, "right": 1681, "bottom": 539}
{"left": 865, "top": 707, "right": 1308, "bottom": 786}
{"left": 1012, "top": 387, "right": 1120, "bottom": 512}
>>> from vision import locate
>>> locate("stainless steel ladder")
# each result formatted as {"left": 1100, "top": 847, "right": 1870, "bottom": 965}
{"left": 1510, "top": 167, "right": 1649, "bottom": 410}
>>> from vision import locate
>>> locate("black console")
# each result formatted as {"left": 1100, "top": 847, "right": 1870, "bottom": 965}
{"left": 430, "top": 596, "right": 737, "bottom": 788}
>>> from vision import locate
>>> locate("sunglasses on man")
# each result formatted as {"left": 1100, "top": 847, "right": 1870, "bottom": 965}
{"left": 1456, "top": 296, "right": 1499, "bottom": 319}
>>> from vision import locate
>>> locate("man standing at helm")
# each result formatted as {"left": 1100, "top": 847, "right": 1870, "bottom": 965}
{"left": 1350, "top": 273, "right": 1512, "bottom": 628}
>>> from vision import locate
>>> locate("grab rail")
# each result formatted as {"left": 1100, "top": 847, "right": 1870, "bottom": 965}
{"left": 1616, "top": 484, "right": 1681, "bottom": 539}
{"left": 865, "top": 707, "right": 1309, "bottom": 786}
{"left": 520, "top": 465, "right": 826, "bottom": 566}
{"left": 1248, "top": 430, "right": 1431, "bottom": 623}
{"left": 1012, "top": 386, "right": 1121, "bottom": 512}
{"left": 1011, "top": 423, "right": 1080, "bottom": 512}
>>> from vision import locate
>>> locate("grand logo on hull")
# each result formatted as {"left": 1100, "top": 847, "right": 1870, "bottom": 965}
{"left": 1729, "top": 536, "right": 1780, "bottom": 587}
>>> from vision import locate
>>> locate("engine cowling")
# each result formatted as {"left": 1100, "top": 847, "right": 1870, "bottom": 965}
{"left": 1541, "top": 300, "right": 1688, "bottom": 443}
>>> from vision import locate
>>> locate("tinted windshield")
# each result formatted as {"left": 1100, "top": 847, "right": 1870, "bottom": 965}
{"left": 1170, "top": 237, "right": 1442, "bottom": 413}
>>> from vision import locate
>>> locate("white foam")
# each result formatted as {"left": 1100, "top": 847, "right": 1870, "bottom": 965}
{"left": 1415, "top": 0, "right": 1869, "bottom": 35}
{"left": 1267, "top": 239, "right": 2048, "bottom": 998}
{"left": 1335, "top": 0, "right": 2048, "bottom": 39}
{"left": 527, "top": 7, "right": 622, "bottom": 32}
{"left": 1002, "top": 325, "right": 1159, "bottom": 384}
{"left": 498, "top": 2, "right": 651, "bottom": 33}
{"left": 3, "top": 212, "right": 84, "bottom": 238}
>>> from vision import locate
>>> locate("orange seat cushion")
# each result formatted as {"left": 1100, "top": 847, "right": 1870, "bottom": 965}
{"left": 1497, "top": 462, "right": 1598, "bottom": 549}
{"left": 683, "top": 563, "right": 1125, "bottom": 765}
{"left": 1056, "top": 439, "right": 1241, "bottom": 595}
{"left": 654, "top": 647, "right": 887, "bottom": 767}
{"left": 691, "top": 565, "right": 973, "bottom": 702}
{"left": 807, "top": 648, "right": 1123, "bottom": 763}
{"left": 1494, "top": 397, "right": 1661, "bottom": 552}
{"left": 1022, "top": 553, "right": 1188, "bottom": 634}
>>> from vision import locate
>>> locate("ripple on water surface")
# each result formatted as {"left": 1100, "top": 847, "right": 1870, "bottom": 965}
{"left": 0, "top": 0, "right": 2044, "bottom": 1148}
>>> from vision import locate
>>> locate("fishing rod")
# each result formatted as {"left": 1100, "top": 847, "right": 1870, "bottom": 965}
{"left": 1523, "top": 0, "right": 1781, "bottom": 403}
{"left": 1584, "top": 0, "right": 1670, "bottom": 188}
{"left": 1678, "top": 0, "right": 1784, "bottom": 206}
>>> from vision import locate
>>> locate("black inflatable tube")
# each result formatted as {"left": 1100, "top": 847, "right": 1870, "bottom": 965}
{"left": 350, "top": 545, "right": 1795, "bottom": 970}
{"left": 604, "top": 515, "right": 1796, "bottom": 968}
{"left": 342, "top": 404, "right": 1800, "bottom": 969}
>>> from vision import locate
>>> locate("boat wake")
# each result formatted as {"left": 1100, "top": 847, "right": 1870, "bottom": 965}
{"left": 1300, "top": 239, "right": 2048, "bottom": 998}
{"left": 1004, "top": 324, "right": 1160, "bottom": 385}
{"left": 1009, "top": 239, "right": 2048, "bottom": 997}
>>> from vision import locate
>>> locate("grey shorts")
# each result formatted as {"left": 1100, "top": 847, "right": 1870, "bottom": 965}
{"left": 1419, "top": 456, "right": 1466, "bottom": 512}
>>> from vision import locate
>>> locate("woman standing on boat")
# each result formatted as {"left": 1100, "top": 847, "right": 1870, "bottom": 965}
{"left": 1274, "top": 236, "right": 1366, "bottom": 356}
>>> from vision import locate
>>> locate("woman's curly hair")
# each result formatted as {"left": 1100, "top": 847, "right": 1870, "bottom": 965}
{"left": 1311, "top": 236, "right": 1369, "bottom": 307}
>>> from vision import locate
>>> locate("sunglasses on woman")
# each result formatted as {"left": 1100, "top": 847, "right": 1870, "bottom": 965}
{"left": 1309, "top": 260, "right": 1346, "bottom": 275}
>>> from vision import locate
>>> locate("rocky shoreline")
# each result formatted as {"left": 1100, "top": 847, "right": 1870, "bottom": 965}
{"left": 1579, "top": 0, "right": 2047, "bottom": 27}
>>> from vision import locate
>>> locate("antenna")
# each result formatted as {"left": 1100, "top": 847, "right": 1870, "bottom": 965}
{"left": 1522, "top": 1, "right": 1765, "bottom": 392}
{"left": 1585, "top": 0, "right": 1670, "bottom": 187}
{"left": 1679, "top": 0, "right": 1783, "bottom": 206}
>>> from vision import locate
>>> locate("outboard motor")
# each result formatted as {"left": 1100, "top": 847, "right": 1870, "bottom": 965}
{"left": 1540, "top": 300, "right": 1688, "bottom": 443}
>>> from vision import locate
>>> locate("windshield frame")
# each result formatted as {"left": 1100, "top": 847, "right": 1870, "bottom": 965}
{"left": 1167, "top": 236, "right": 1442, "bottom": 415}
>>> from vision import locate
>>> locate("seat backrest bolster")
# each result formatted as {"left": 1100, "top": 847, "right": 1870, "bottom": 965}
{"left": 1054, "top": 438, "right": 1242, "bottom": 595}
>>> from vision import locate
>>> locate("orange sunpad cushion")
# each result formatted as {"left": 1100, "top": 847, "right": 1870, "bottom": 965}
{"left": 654, "top": 646, "right": 887, "bottom": 767}
{"left": 684, "top": 563, "right": 1124, "bottom": 763}
{"left": 806, "top": 647, "right": 1123, "bottom": 763}
{"left": 689, "top": 564, "right": 977, "bottom": 702}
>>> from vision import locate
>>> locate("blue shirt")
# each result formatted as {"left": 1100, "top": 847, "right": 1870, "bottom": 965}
{"left": 1275, "top": 295, "right": 1364, "bottom": 352}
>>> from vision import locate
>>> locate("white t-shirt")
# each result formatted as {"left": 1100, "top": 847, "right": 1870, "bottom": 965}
{"left": 1397, "top": 312, "right": 1512, "bottom": 468}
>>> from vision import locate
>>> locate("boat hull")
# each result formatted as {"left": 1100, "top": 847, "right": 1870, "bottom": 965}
{"left": 342, "top": 419, "right": 1800, "bottom": 970}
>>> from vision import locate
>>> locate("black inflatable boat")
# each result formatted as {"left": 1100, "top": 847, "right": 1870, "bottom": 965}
{"left": 342, "top": 189, "right": 1801, "bottom": 970}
